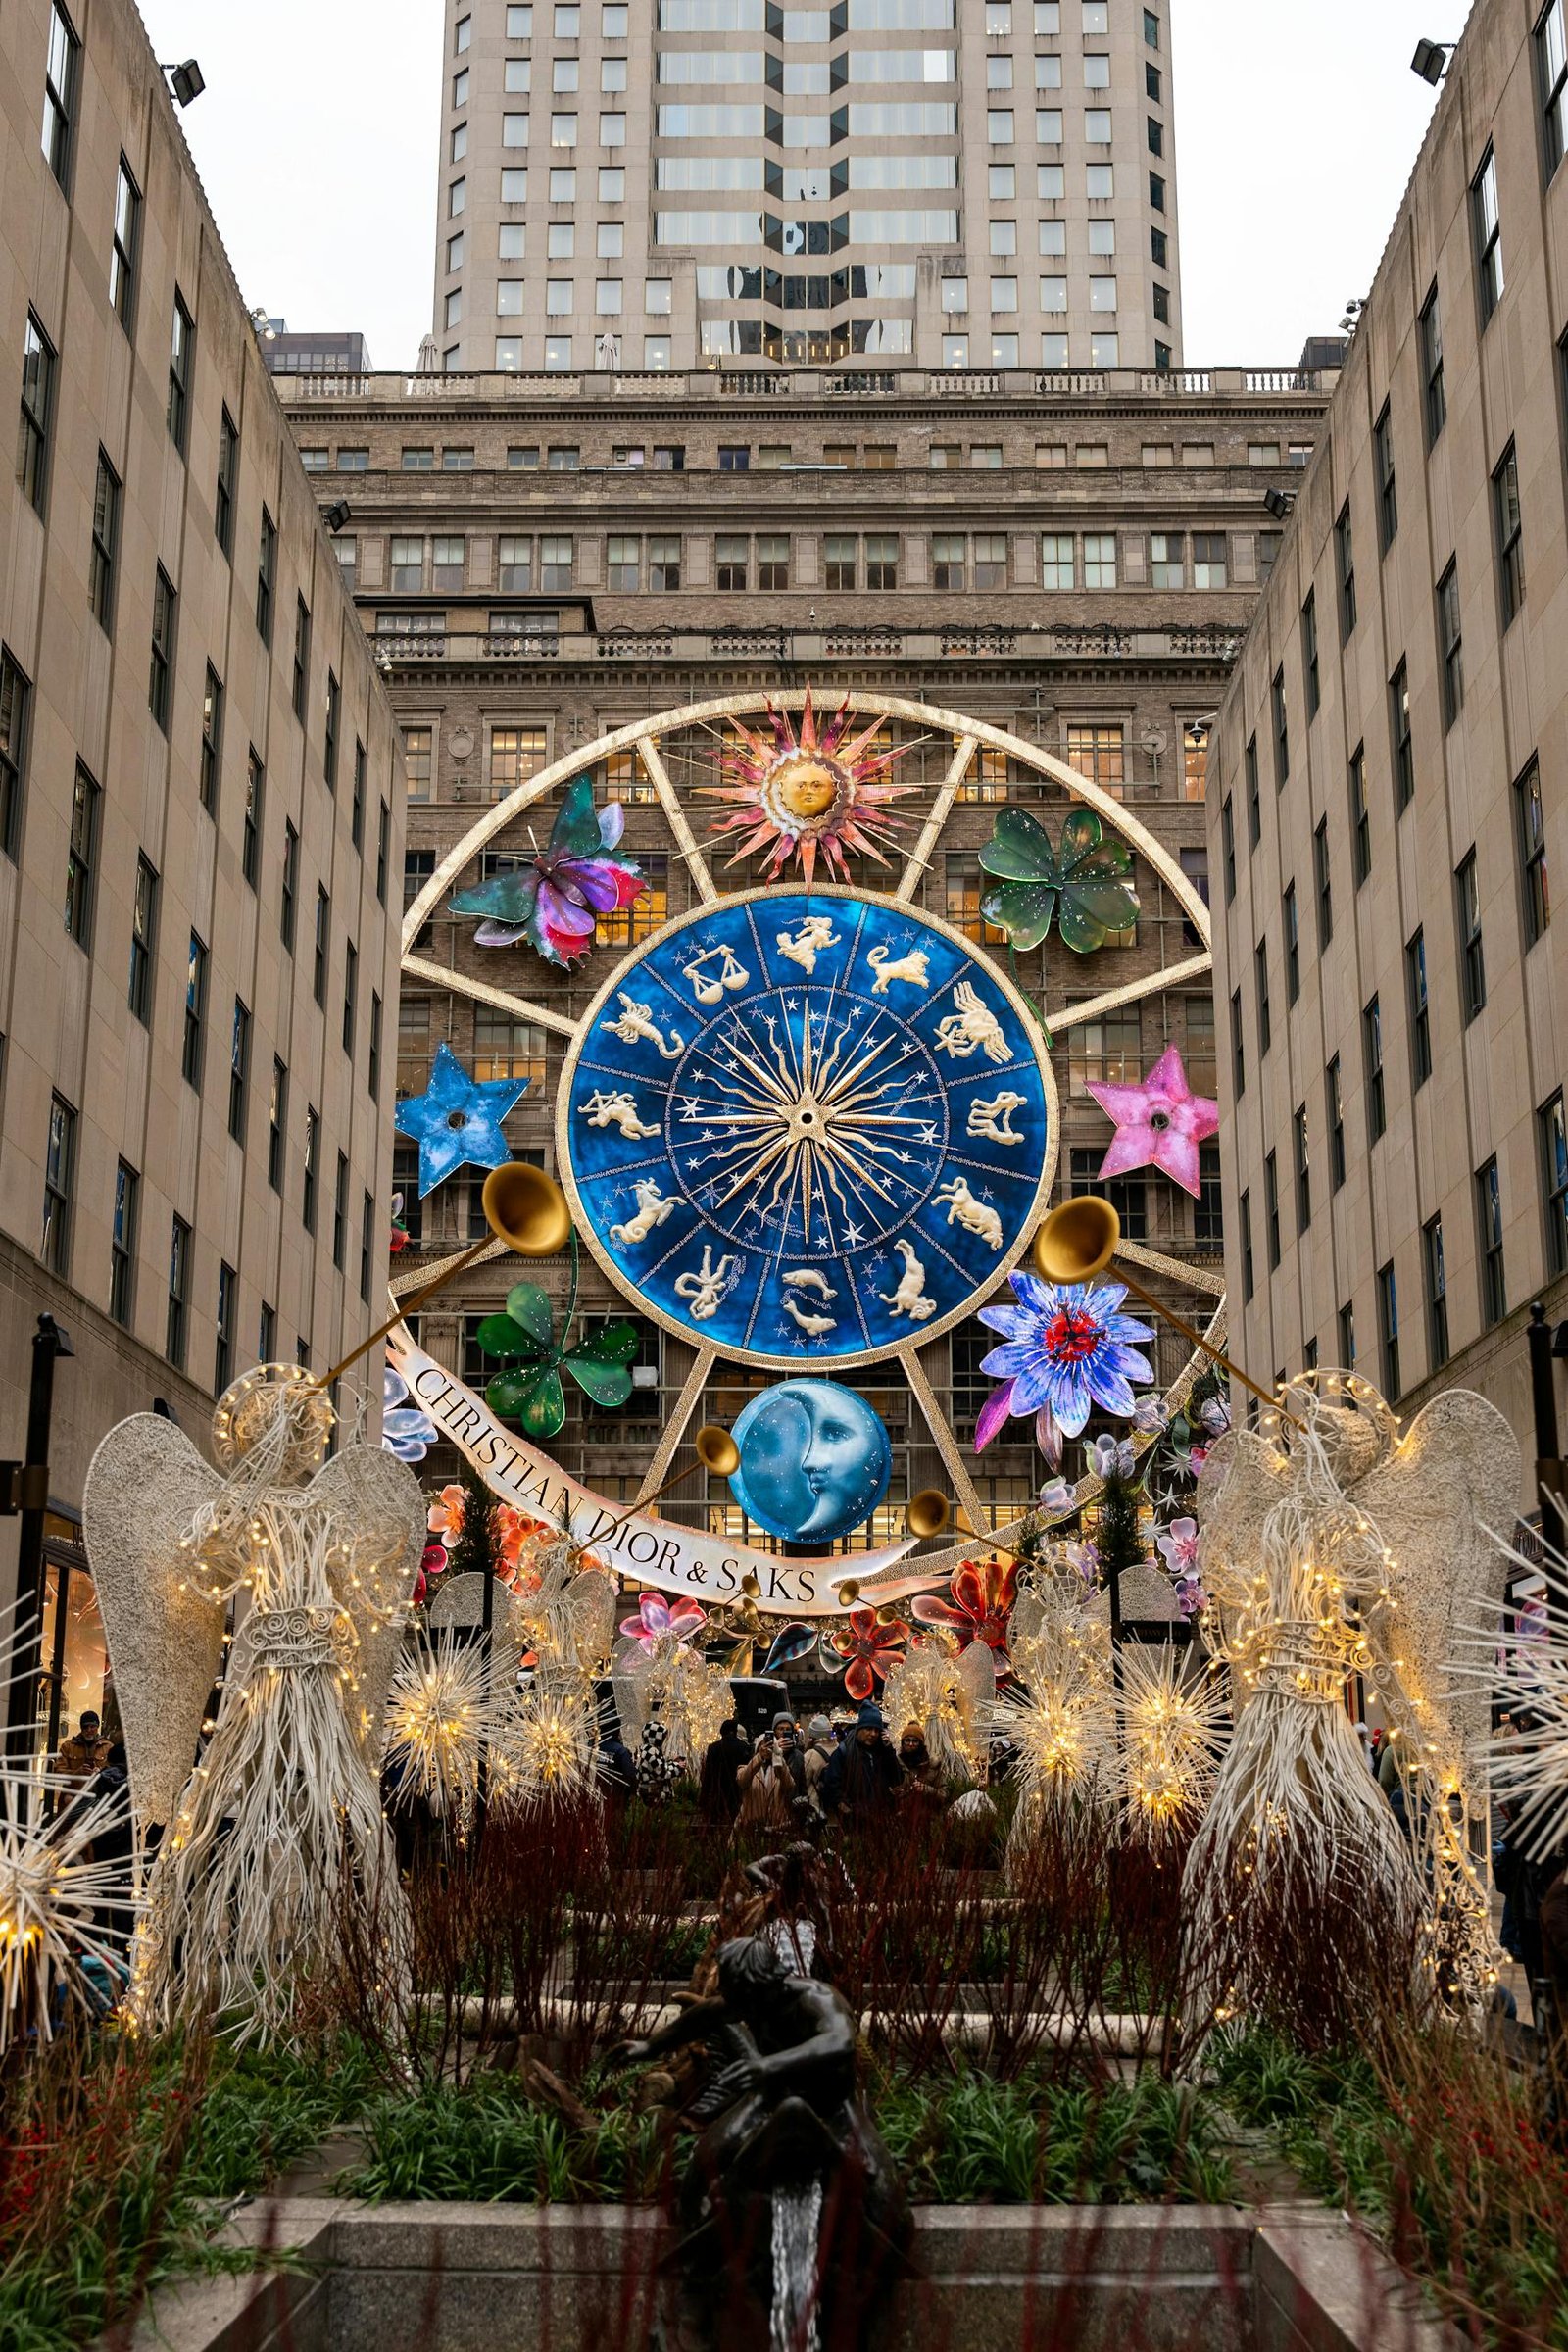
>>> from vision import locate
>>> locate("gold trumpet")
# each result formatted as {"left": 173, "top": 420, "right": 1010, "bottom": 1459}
{"left": 1032, "top": 1195, "right": 1300, "bottom": 1428}
{"left": 906, "top": 1489, "right": 1034, "bottom": 1561}
{"left": 315, "top": 1160, "right": 573, "bottom": 1390}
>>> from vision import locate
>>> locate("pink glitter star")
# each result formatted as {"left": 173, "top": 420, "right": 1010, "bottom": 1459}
{"left": 1087, "top": 1044, "right": 1219, "bottom": 1199}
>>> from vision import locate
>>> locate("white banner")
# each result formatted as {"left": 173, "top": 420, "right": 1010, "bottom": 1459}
{"left": 390, "top": 1328, "right": 940, "bottom": 1617}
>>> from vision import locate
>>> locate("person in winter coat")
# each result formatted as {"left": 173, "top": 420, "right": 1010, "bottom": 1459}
{"left": 697, "top": 1719, "right": 749, "bottom": 1826}
{"left": 801, "top": 1716, "right": 836, "bottom": 1814}
{"left": 818, "top": 1701, "right": 905, "bottom": 1824}
{"left": 896, "top": 1724, "right": 945, "bottom": 1816}
{"left": 736, "top": 1718, "right": 801, "bottom": 1832}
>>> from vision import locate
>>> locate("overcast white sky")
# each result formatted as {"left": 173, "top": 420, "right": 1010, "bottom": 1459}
{"left": 134, "top": 0, "right": 1454, "bottom": 371}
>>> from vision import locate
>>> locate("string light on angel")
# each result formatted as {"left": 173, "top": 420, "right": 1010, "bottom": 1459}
{"left": 1186, "top": 1371, "right": 1518, "bottom": 2023}
{"left": 1452, "top": 1543, "right": 1568, "bottom": 1868}
{"left": 879, "top": 1631, "right": 994, "bottom": 1782}
{"left": 81, "top": 1364, "right": 426, "bottom": 2044}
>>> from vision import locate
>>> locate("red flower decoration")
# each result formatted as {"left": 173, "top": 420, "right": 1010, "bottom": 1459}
{"left": 829, "top": 1605, "right": 907, "bottom": 1701}
{"left": 911, "top": 1557, "right": 1018, "bottom": 1677}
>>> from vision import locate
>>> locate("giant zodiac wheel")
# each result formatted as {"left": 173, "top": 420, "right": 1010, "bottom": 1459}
{"left": 395, "top": 690, "right": 1227, "bottom": 1614}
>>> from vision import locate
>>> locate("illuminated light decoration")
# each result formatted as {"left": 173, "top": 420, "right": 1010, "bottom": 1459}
{"left": 1118, "top": 1644, "right": 1228, "bottom": 1843}
{"left": 1086, "top": 1044, "right": 1219, "bottom": 1200}
{"left": 385, "top": 1632, "right": 487, "bottom": 1817}
{"left": 0, "top": 1769, "right": 135, "bottom": 2052}
{"left": 500, "top": 1668, "right": 605, "bottom": 1808}
{"left": 612, "top": 1631, "right": 732, "bottom": 1768}
{"left": 699, "top": 688, "right": 915, "bottom": 884}
{"left": 879, "top": 1631, "right": 993, "bottom": 1781}
{"left": 999, "top": 1580, "right": 1118, "bottom": 1866}
{"left": 449, "top": 777, "right": 645, "bottom": 966}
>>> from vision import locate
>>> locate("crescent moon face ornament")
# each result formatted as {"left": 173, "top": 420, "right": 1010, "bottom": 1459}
{"left": 558, "top": 885, "right": 1057, "bottom": 1368}
{"left": 729, "top": 1379, "right": 893, "bottom": 1544}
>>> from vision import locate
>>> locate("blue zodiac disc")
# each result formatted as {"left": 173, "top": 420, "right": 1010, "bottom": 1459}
{"left": 558, "top": 884, "right": 1057, "bottom": 1369}
{"left": 729, "top": 1380, "right": 892, "bottom": 1544}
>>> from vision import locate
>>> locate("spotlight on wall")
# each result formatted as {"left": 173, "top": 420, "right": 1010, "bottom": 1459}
{"left": 1262, "top": 487, "right": 1296, "bottom": 520}
{"left": 324, "top": 500, "right": 353, "bottom": 534}
{"left": 162, "top": 59, "right": 206, "bottom": 106}
{"left": 1410, "top": 38, "right": 1451, "bottom": 84}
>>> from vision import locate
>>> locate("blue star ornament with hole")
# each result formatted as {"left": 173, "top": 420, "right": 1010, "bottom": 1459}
{"left": 394, "top": 1041, "right": 528, "bottom": 1198}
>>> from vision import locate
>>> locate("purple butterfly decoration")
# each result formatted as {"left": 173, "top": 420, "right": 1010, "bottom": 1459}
{"left": 450, "top": 777, "right": 645, "bottom": 967}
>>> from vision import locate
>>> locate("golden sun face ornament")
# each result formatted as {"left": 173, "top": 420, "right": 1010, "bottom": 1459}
{"left": 701, "top": 689, "right": 915, "bottom": 884}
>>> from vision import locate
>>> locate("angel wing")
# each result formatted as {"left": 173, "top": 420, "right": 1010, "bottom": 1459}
{"left": 1193, "top": 1428, "right": 1292, "bottom": 1603}
{"left": 80, "top": 1415, "right": 228, "bottom": 1832}
{"left": 310, "top": 1444, "right": 427, "bottom": 1756}
{"left": 1353, "top": 1388, "right": 1521, "bottom": 1775}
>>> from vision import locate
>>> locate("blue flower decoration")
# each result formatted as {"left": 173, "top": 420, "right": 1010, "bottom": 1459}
{"left": 977, "top": 1271, "right": 1154, "bottom": 1442}
{"left": 394, "top": 1040, "right": 528, "bottom": 1198}
{"left": 382, "top": 1364, "right": 439, "bottom": 1464}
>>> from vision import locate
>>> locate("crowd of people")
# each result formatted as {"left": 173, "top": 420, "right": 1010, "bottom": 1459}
{"left": 691, "top": 1702, "right": 950, "bottom": 1835}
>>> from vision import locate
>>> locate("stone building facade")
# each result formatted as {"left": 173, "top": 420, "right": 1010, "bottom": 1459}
{"left": 1207, "top": 0, "right": 1568, "bottom": 1513}
{"left": 431, "top": 0, "right": 1183, "bottom": 375}
{"left": 0, "top": 0, "right": 406, "bottom": 1728}
{"left": 280, "top": 361, "right": 1330, "bottom": 1540}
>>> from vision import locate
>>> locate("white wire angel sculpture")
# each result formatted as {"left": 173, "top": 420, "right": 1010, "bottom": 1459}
{"left": 81, "top": 1363, "right": 425, "bottom": 2043}
{"left": 1187, "top": 1370, "right": 1519, "bottom": 2020}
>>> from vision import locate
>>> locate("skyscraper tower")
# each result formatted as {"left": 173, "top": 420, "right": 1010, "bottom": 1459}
{"left": 433, "top": 0, "right": 1181, "bottom": 372}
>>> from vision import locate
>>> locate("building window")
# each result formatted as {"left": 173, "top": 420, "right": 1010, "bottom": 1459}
{"left": 1390, "top": 661, "right": 1414, "bottom": 810}
{"left": 166, "top": 1216, "right": 191, "bottom": 1369}
{"left": 758, "top": 533, "right": 790, "bottom": 591}
{"left": 1067, "top": 1007, "right": 1142, "bottom": 1096}
{"left": 1374, "top": 401, "right": 1397, "bottom": 550}
{"left": 1240, "top": 1188, "right": 1253, "bottom": 1300}
{"left": 1516, "top": 756, "right": 1550, "bottom": 945}
{"left": 1064, "top": 723, "right": 1124, "bottom": 797}
{"left": 88, "top": 450, "right": 121, "bottom": 630}
{"left": 1476, "top": 1155, "right": 1506, "bottom": 1325}
{"left": 0, "top": 647, "right": 29, "bottom": 858}
{"left": 41, "top": 1, "right": 78, "bottom": 187}
{"left": 1494, "top": 440, "right": 1524, "bottom": 625}
{"left": 40, "top": 1093, "right": 75, "bottom": 1274}
{"left": 1455, "top": 847, "right": 1485, "bottom": 1021}
{"left": 332, "top": 1152, "right": 349, "bottom": 1271}
{"left": 110, "top": 1160, "right": 138, "bottom": 1327}
{"left": 1221, "top": 794, "right": 1236, "bottom": 901}
{"left": 1405, "top": 928, "right": 1431, "bottom": 1087}
{"left": 360, "top": 1189, "right": 375, "bottom": 1304}
{"left": 1376, "top": 1261, "right": 1399, "bottom": 1399}
{"left": 649, "top": 534, "right": 681, "bottom": 591}
{"left": 228, "top": 1000, "right": 250, "bottom": 1143}
{"left": 1254, "top": 940, "right": 1271, "bottom": 1054}
{"left": 473, "top": 1010, "right": 548, "bottom": 1089}
{"left": 607, "top": 534, "right": 639, "bottom": 591}
{"left": 1542, "top": 0, "right": 1568, "bottom": 173}
{"left": 168, "top": 292, "right": 194, "bottom": 453}
{"left": 215, "top": 1261, "right": 238, "bottom": 1393}
{"left": 1245, "top": 733, "right": 1259, "bottom": 845}
{"left": 243, "top": 750, "right": 263, "bottom": 885}
{"left": 303, "top": 1107, "right": 319, "bottom": 1233}
{"left": 342, "top": 938, "right": 358, "bottom": 1057}
{"left": 18, "top": 314, "right": 56, "bottom": 515}
{"left": 128, "top": 853, "right": 158, "bottom": 1023}
{"left": 1419, "top": 283, "right": 1446, "bottom": 445}
{"left": 1334, "top": 500, "right": 1356, "bottom": 639}
{"left": 1264, "top": 1150, "right": 1281, "bottom": 1268}
{"left": 1423, "top": 1214, "right": 1448, "bottom": 1369}
{"left": 1293, "top": 1103, "right": 1311, "bottom": 1231}
{"left": 866, "top": 533, "right": 899, "bottom": 590}
{"left": 1338, "top": 1299, "right": 1356, "bottom": 1369}
{"left": 1541, "top": 1090, "right": 1568, "bottom": 1274}
{"left": 1313, "top": 817, "right": 1332, "bottom": 948}
{"left": 323, "top": 671, "right": 340, "bottom": 791}
{"left": 1194, "top": 1144, "right": 1222, "bottom": 1245}
{"left": 1230, "top": 988, "right": 1245, "bottom": 1098}
{"left": 292, "top": 596, "right": 312, "bottom": 720}
{"left": 314, "top": 887, "right": 330, "bottom": 1007}
{"left": 1363, "top": 996, "right": 1385, "bottom": 1142}
{"left": 540, "top": 534, "right": 573, "bottom": 588}
{"left": 1150, "top": 532, "right": 1184, "bottom": 589}
{"left": 1040, "top": 533, "right": 1074, "bottom": 589}
{"left": 376, "top": 799, "right": 390, "bottom": 904}
{"left": 192, "top": 664, "right": 221, "bottom": 812}
{"left": 1327, "top": 1054, "right": 1346, "bottom": 1190}
{"left": 1069, "top": 1149, "right": 1146, "bottom": 1241}
{"left": 64, "top": 762, "right": 98, "bottom": 946}
{"left": 183, "top": 932, "right": 207, "bottom": 1086}
{"left": 269, "top": 1057, "right": 287, "bottom": 1190}
{"left": 946, "top": 851, "right": 1007, "bottom": 947}
{"left": 1349, "top": 742, "right": 1370, "bottom": 884}
{"left": 257, "top": 509, "right": 276, "bottom": 643}
{"left": 1182, "top": 724, "right": 1208, "bottom": 802}
{"left": 1473, "top": 145, "right": 1504, "bottom": 324}
{"left": 148, "top": 567, "right": 176, "bottom": 732}
{"left": 489, "top": 725, "right": 549, "bottom": 796}
{"left": 1299, "top": 590, "right": 1320, "bottom": 717}
{"left": 351, "top": 739, "right": 366, "bottom": 852}
{"left": 368, "top": 991, "right": 382, "bottom": 1102}
{"left": 1082, "top": 533, "right": 1116, "bottom": 589}
{"left": 1271, "top": 666, "right": 1289, "bottom": 787}
{"left": 403, "top": 724, "right": 433, "bottom": 803}
{"left": 1283, "top": 882, "right": 1299, "bottom": 1003}
{"left": 281, "top": 820, "right": 299, "bottom": 952}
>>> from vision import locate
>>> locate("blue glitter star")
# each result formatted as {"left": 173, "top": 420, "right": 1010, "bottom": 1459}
{"left": 394, "top": 1041, "right": 528, "bottom": 1197}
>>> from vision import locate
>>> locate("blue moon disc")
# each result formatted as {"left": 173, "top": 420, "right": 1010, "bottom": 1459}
{"left": 728, "top": 1379, "right": 892, "bottom": 1545}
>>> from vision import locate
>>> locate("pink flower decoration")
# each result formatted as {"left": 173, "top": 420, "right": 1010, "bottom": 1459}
{"left": 1087, "top": 1044, "right": 1219, "bottom": 1200}
{"left": 1156, "top": 1516, "right": 1201, "bottom": 1580}
{"left": 619, "top": 1591, "right": 708, "bottom": 1650}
